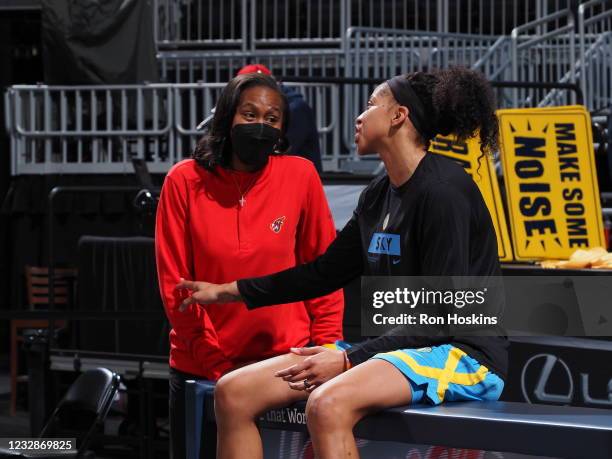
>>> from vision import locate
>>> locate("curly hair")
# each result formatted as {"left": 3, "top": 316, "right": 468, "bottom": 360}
{"left": 193, "top": 73, "right": 291, "bottom": 171}
{"left": 393, "top": 67, "right": 499, "bottom": 157}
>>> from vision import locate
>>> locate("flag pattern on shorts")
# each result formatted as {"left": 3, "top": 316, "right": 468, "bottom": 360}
{"left": 323, "top": 341, "right": 503, "bottom": 405}
{"left": 372, "top": 344, "right": 504, "bottom": 405}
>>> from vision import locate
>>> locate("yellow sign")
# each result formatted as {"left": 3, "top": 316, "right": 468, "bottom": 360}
{"left": 430, "top": 135, "right": 514, "bottom": 261}
{"left": 498, "top": 106, "right": 605, "bottom": 260}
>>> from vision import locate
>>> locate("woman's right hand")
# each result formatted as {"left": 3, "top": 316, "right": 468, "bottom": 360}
{"left": 176, "top": 278, "right": 242, "bottom": 311}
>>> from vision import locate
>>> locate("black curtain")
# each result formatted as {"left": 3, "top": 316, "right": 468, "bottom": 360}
{"left": 76, "top": 236, "right": 168, "bottom": 355}
{"left": 41, "top": 0, "right": 159, "bottom": 84}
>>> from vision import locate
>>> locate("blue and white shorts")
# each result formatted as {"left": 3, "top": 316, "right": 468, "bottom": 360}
{"left": 326, "top": 341, "right": 504, "bottom": 405}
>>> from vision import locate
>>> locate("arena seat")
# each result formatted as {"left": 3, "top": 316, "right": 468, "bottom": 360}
{"left": 184, "top": 380, "right": 612, "bottom": 459}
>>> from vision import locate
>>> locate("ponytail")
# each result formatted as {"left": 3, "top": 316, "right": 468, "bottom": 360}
{"left": 402, "top": 67, "right": 499, "bottom": 156}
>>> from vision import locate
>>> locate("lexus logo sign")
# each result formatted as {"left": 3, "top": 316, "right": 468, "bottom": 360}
{"left": 521, "top": 353, "right": 574, "bottom": 404}
{"left": 520, "top": 353, "right": 612, "bottom": 407}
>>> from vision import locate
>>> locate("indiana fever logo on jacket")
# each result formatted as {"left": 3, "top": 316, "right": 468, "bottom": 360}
{"left": 270, "top": 216, "right": 286, "bottom": 233}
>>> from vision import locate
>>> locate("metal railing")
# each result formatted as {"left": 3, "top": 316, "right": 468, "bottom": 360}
{"left": 158, "top": 49, "right": 346, "bottom": 83}
{"left": 470, "top": 36, "right": 515, "bottom": 107}
{"left": 441, "top": 0, "right": 572, "bottom": 36}
{"left": 172, "top": 83, "right": 222, "bottom": 162}
{"left": 342, "top": 27, "right": 500, "bottom": 150}
{"left": 5, "top": 82, "right": 342, "bottom": 174}
{"left": 172, "top": 82, "right": 341, "bottom": 167}
{"left": 11, "top": 0, "right": 612, "bottom": 175}
{"left": 5, "top": 85, "right": 175, "bottom": 174}
{"left": 154, "top": 0, "right": 573, "bottom": 50}
{"left": 511, "top": 9, "right": 576, "bottom": 108}
{"left": 579, "top": 0, "right": 612, "bottom": 114}
{"left": 250, "top": 0, "right": 347, "bottom": 49}
{"left": 154, "top": 0, "right": 248, "bottom": 50}
{"left": 4, "top": 79, "right": 590, "bottom": 176}
{"left": 347, "top": 0, "right": 441, "bottom": 34}
{"left": 471, "top": 36, "right": 513, "bottom": 81}
{"left": 249, "top": 0, "right": 549, "bottom": 48}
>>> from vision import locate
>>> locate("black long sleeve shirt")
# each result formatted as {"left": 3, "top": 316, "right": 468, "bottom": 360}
{"left": 238, "top": 153, "right": 508, "bottom": 380}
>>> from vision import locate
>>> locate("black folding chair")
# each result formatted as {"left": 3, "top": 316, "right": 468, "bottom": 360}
{"left": 0, "top": 368, "right": 120, "bottom": 458}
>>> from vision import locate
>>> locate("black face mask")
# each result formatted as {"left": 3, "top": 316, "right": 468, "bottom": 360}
{"left": 231, "top": 123, "right": 281, "bottom": 169}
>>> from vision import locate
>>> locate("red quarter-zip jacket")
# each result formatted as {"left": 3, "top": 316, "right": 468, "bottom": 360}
{"left": 155, "top": 156, "right": 344, "bottom": 380}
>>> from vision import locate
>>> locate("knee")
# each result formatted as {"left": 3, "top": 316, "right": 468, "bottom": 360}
{"left": 214, "top": 372, "right": 251, "bottom": 418}
{"left": 306, "top": 386, "right": 354, "bottom": 432}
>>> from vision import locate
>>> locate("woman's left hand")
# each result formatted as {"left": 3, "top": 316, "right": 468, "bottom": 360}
{"left": 275, "top": 346, "right": 346, "bottom": 392}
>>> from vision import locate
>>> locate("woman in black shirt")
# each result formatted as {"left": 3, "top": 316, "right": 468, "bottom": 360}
{"left": 178, "top": 67, "right": 507, "bottom": 459}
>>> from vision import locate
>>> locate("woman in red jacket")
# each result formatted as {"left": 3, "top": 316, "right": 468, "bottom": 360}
{"left": 155, "top": 72, "right": 344, "bottom": 459}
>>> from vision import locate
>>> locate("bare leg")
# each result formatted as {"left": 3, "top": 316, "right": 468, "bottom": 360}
{"left": 215, "top": 353, "right": 310, "bottom": 459}
{"left": 306, "top": 359, "right": 412, "bottom": 459}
